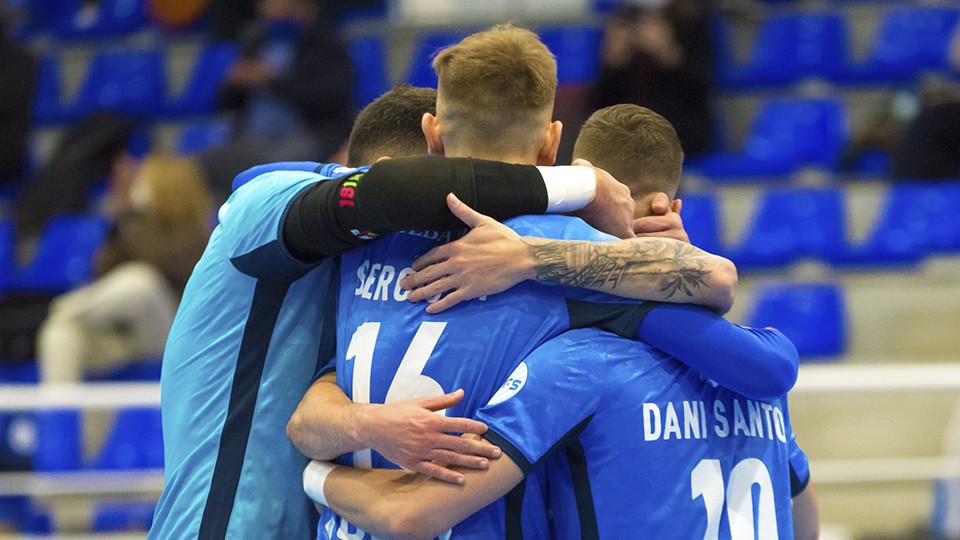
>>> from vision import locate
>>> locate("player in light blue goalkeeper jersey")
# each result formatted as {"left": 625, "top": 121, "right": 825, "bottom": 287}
{"left": 148, "top": 85, "right": 644, "bottom": 538}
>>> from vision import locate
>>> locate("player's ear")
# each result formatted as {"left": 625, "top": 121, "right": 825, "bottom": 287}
{"left": 537, "top": 120, "right": 563, "bottom": 166}
{"left": 422, "top": 113, "right": 444, "bottom": 156}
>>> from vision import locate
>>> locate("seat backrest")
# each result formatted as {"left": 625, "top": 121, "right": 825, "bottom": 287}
{"left": 404, "top": 30, "right": 473, "bottom": 88}
{"left": 53, "top": 0, "right": 147, "bottom": 39}
{"left": 92, "top": 407, "right": 163, "bottom": 469}
{"left": 348, "top": 35, "right": 390, "bottom": 109}
{"left": 869, "top": 181, "right": 960, "bottom": 255}
{"left": 794, "top": 13, "right": 849, "bottom": 78}
{"left": 678, "top": 193, "right": 723, "bottom": 256}
{"left": 747, "top": 282, "right": 847, "bottom": 359}
{"left": 16, "top": 213, "right": 110, "bottom": 293}
{"left": 32, "top": 56, "right": 65, "bottom": 125}
{"left": 71, "top": 49, "right": 166, "bottom": 119}
{"left": 866, "top": 7, "right": 960, "bottom": 73}
{"left": 730, "top": 187, "right": 847, "bottom": 268}
{"left": 167, "top": 42, "right": 238, "bottom": 117}
{"left": 539, "top": 25, "right": 603, "bottom": 84}
{"left": 0, "top": 220, "right": 14, "bottom": 295}
{"left": 746, "top": 98, "right": 848, "bottom": 168}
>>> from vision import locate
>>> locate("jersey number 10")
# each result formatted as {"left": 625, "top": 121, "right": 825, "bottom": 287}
{"left": 691, "top": 458, "right": 779, "bottom": 539}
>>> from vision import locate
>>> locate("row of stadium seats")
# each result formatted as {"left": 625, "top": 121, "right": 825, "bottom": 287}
{"left": 33, "top": 42, "right": 238, "bottom": 125}
{"left": 29, "top": 4, "right": 959, "bottom": 126}
{"left": 713, "top": 7, "right": 960, "bottom": 89}
{"left": 684, "top": 181, "right": 960, "bottom": 269}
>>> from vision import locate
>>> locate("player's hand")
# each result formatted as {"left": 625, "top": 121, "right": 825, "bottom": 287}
{"left": 399, "top": 194, "right": 535, "bottom": 314}
{"left": 361, "top": 388, "right": 502, "bottom": 484}
{"left": 570, "top": 159, "right": 636, "bottom": 240}
{"left": 633, "top": 194, "right": 689, "bottom": 243}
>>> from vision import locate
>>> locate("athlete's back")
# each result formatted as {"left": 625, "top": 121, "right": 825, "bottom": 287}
{"left": 152, "top": 171, "right": 338, "bottom": 539}
{"left": 476, "top": 327, "right": 801, "bottom": 539}
{"left": 324, "top": 215, "right": 636, "bottom": 539}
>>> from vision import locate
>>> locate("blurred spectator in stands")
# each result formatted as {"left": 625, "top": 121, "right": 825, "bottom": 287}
{"left": 888, "top": 24, "right": 960, "bottom": 180}
{"left": 36, "top": 155, "right": 212, "bottom": 383}
{"left": 843, "top": 25, "right": 960, "bottom": 180}
{"left": 14, "top": 112, "right": 144, "bottom": 243}
{"left": 199, "top": 0, "right": 354, "bottom": 203}
{"left": 0, "top": 2, "right": 37, "bottom": 187}
{"left": 591, "top": 0, "right": 714, "bottom": 157}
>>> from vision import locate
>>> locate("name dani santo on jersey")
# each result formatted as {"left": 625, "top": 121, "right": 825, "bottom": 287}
{"left": 642, "top": 398, "right": 789, "bottom": 443}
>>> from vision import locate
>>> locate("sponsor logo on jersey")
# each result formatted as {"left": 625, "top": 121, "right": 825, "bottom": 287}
{"left": 486, "top": 362, "right": 528, "bottom": 406}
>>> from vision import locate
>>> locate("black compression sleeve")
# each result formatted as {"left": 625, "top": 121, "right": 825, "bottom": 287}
{"left": 283, "top": 156, "right": 549, "bottom": 262}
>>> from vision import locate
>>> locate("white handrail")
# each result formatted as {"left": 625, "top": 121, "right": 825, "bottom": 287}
{"left": 0, "top": 383, "right": 160, "bottom": 411}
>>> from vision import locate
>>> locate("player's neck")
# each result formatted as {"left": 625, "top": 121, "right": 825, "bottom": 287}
{"left": 444, "top": 147, "right": 538, "bottom": 165}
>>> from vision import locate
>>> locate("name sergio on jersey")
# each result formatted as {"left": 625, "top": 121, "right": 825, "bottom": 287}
{"left": 353, "top": 229, "right": 472, "bottom": 303}
{"left": 642, "top": 398, "right": 789, "bottom": 444}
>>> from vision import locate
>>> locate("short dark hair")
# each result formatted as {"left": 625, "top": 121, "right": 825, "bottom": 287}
{"left": 346, "top": 84, "right": 437, "bottom": 167}
{"left": 573, "top": 104, "right": 684, "bottom": 199}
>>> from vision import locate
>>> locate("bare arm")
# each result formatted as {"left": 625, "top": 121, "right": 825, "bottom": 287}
{"left": 304, "top": 443, "right": 523, "bottom": 540}
{"left": 792, "top": 481, "right": 821, "bottom": 540}
{"left": 401, "top": 194, "right": 736, "bottom": 314}
{"left": 287, "top": 373, "right": 501, "bottom": 484}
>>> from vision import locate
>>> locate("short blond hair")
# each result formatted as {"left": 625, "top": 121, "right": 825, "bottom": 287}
{"left": 432, "top": 25, "right": 557, "bottom": 157}
{"left": 573, "top": 104, "right": 684, "bottom": 199}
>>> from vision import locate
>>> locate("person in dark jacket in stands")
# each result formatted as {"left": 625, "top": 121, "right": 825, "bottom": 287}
{"left": 591, "top": 0, "right": 715, "bottom": 157}
{"left": 200, "top": 0, "right": 355, "bottom": 203}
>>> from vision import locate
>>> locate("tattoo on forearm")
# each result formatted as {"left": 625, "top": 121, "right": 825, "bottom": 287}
{"left": 528, "top": 238, "right": 711, "bottom": 298}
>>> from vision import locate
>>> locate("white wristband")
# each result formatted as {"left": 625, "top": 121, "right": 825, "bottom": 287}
{"left": 303, "top": 460, "right": 339, "bottom": 506}
{"left": 537, "top": 166, "right": 596, "bottom": 213}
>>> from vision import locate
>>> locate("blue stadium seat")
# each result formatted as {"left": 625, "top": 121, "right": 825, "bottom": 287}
{"left": 64, "top": 49, "right": 167, "bottom": 120}
{"left": 0, "top": 219, "right": 14, "bottom": 295}
{"left": 539, "top": 26, "right": 603, "bottom": 84}
{"left": 0, "top": 497, "right": 52, "bottom": 535}
{"left": 686, "top": 98, "right": 848, "bottom": 180}
{"left": 32, "top": 56, "right": 71, "bottom": 126}
{"left": 33, "top": 409, "right": 82, "bottom": 471}
{"left": 404, "top": 30, "right": 474, "bottom": 88}
{"left": 52, "top": 0, "right": 147, "bottom": 40}
{"left": 92, "top": 500, "right": 156, "bottom": 533}
{"left": 714, "top": 12, "right": 857, "bottom": 89}
{"left": 726, "top": 188, "right": 847, "bottom": 270}
{"left": 834, "top": 7, "right": 960, "bottom": 84}
{"left": 92, "top": 407, "right": 163, "bottom": 470}
{"left": 349, "top": 35, "right": 390, "bottom": 109}
{"left": 678, "top": 193, "right": 723, "bottom": 256}
{"left": 333, "top": 0, "right": 387, "bottom": 24}
{"left": 175, "top": 119, "right": 231, "bottom": 156}
{"left": 840, "top": 181, "right": 960, "bottom": 265}
{"left": 14, "top": 213, "right": 110, "bottom": 293}
{"left": 747, "top": 282, "right": 847, "bottom": 359}
{"left": 165, "top": 42, "right": 238, "bottom": 118}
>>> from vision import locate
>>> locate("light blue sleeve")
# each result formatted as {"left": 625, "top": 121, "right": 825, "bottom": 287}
{"left": 218, "top": 170, "right": 330, "bottom": 280}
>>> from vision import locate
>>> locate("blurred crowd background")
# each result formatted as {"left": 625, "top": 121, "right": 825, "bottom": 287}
{"left": 0, "top": 0, "right": 959, "bottom": 537}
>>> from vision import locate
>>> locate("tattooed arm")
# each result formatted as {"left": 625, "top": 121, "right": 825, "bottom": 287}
{"left": 401, "top": 194, "right": 737, "bottom": 314}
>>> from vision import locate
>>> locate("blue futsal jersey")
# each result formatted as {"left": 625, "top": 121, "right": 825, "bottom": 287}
{"left": 318, "top": 215, "right": 642, "bottom": 540}
{"left": 476, "top": 327, "right": 807, "bottom": 540}
{"left": 151, "top": 169, "right": 341, "bottom": 540}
